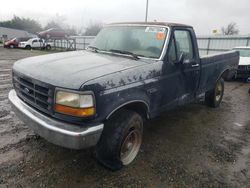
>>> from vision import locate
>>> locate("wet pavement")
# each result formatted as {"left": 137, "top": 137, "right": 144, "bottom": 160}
{"left": 0, "top": 47, "right": 250, "bottom": 188}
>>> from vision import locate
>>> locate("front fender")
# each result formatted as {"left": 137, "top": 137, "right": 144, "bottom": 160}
{"left": 98, "top": 84, "right": 151, "bottom": 120}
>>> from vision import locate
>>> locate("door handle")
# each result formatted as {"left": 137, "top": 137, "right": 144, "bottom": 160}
{"left": 191, "top": 64, "right": 199, "bottom": 67}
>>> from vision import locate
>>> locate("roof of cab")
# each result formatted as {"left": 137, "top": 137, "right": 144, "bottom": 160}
{"left": 108, "top": 22, "right": 192, "bottom": 28}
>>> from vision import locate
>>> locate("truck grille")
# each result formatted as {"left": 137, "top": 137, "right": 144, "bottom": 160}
{"left": 13, "top": 73, "right": 54, "bottom": 115}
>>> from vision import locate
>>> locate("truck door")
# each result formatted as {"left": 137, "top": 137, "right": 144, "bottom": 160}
{"left": 173, "top": 29, "right": 200, "bottom": 103}
{"left": 39, "top": 39, "right": 44, "bottom": 48}
{"left": 32, "top": 39, "right": 39, "bottom": 48}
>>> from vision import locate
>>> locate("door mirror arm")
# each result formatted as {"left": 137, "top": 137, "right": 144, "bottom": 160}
{"left": 178, "top": 52, "right": 185, "bottom": 64}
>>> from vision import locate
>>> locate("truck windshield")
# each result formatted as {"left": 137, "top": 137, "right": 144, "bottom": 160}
{"left": 234, "top": 48, "right": 250, "bottom": 57}
{"left": 90, "top": 26, "right": 168, "bottom": 59}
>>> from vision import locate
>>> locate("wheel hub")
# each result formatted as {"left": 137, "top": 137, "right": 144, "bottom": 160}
{"left": 215, "top": 81, "right": 222, "bottom": 101}
{"left": 120, "top": 127, "right": 142, "bottom": 165}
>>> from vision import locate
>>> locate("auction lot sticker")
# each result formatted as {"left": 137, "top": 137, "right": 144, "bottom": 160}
{"left": 145, "top": 27, "right": 166, "bottom": 33}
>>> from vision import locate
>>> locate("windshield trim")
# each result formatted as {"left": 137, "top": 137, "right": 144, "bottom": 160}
{"left": 96, "top": 24, "right": 171, "bottom": 61}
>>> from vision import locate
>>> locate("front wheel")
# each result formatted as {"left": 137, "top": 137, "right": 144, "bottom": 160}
{"left": 205, "top": 77, "right": 224, "bottom": 108}
{"left": 96, "top": 110, "right": 143, "bottom": 171}
{"left": 46, "top": 45, "right": 51, "bottom": 50}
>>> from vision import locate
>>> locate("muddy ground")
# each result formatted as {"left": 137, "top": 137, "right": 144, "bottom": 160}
{"left": 0, "top": 47, "right": 250, "bottom": 188}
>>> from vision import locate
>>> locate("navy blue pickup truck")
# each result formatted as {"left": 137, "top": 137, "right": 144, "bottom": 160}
{"left": 9, "top": 22, "right": 239, "bottom": 170}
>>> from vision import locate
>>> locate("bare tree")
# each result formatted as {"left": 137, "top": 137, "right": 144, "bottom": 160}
{"left": 0, "top": 15, "right": 42, "bottom": 33}
{"left": 44, "top": 14, "right": 77, "bottom": 35}
{"left": 44, "top": 14, "right": 66, "bottom": 30}
{"left": 84, "top": 22, "right": 103, "bottom": 36}
{"left": 221, "top": 22, "right": 239, "bottom": 35}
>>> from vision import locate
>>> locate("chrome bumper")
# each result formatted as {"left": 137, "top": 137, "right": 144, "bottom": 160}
{"left": 8, "top": 89, "right": 103, "bottom": 149}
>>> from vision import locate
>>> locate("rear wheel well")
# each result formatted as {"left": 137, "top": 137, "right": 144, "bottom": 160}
{"left": 106, "top": 101, "right": 149, "bottom": 120}
{"left": 25, "top": 45, "right": 31, "bottom": 49}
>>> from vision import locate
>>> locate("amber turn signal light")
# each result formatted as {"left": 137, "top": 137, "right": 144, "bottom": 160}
{"left": 55, "top": 104, "right": 95, "bottom": 117}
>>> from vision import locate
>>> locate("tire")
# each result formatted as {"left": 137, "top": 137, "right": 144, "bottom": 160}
{"left": 205, "top": 77, "right": 224, "bottom": 108}
{"left": 9, "top": 44, "right": 14, "bottom": 49}
{"left": 96, "top": 110, "right": 143, "bottom": 171}
{"left": 224, "top": 71, "right": 236, "bottom": 81}
{"left": 25, "top": 45, "right": 31, "bottom": 50}
{"left": 46, "top": 45, "right": 51, "bottom": 50}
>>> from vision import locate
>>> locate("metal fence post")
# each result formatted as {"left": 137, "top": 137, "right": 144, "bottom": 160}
{"left": 207, "top": 38, "right": 211, "bottom": 55}
{"left": 84, "top": 38, "right": 86, "bottom": 50}
{"left": 74, "top": 38, "right": 76, "bottom": 50}
{"left": 247, "top": 37, "right": 250, "bottom": 46}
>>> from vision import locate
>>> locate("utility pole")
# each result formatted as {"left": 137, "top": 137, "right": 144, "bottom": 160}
{"left": 145, "top": 0, "right": 149, "bottom": 22}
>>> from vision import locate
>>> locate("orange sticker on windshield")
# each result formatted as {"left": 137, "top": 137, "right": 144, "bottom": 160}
{"left": 156, "top": 32, "right": 165, "bottom": 40}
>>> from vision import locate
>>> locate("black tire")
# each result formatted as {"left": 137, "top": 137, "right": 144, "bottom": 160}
{"left": 224, "top": 71, "right": 236, "bottom": 81}
{"left": 46, "top": 45, "right": 51, "bottom": 50}
{"left": 25, "top": 45, "right": 31, "bottom": 50}
{"left": 96, "top": 109, "right": 143, "bottom": 171}
{"left": 9, "top": 44, "right": 14, "bottom": 49}
{"left": 205, "top": 77, "right": 224, "bottom": 108}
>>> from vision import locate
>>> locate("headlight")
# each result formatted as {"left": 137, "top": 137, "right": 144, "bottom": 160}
{"left": 55, "top": 90, "right": 95, "bottom": 117}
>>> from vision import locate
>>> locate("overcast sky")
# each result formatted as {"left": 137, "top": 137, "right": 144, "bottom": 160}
{"left": 0, "top": 0, "right": 249, "bottom": 35}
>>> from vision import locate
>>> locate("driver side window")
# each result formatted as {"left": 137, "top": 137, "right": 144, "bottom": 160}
{"left": 174, "top": 30, "right": 194, "bottom": 61}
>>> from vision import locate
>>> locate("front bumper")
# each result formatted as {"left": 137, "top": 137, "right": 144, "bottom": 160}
{"left": 18, "top": 45, "right": 25, "bottom": 48}
{"left": 8, "top": 89, "right": 103, "bottom": 149}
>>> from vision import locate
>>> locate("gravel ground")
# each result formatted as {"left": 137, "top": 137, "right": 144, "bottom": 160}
{"left": 0, "top": 47, "right": 250, "bottom": 188}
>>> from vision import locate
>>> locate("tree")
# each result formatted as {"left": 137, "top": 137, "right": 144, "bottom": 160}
{"left": 44, "top": 14, "right": 77, "bottom": 35}
{"left": 44, "top": 14, "right": 66, "bottom": 30}
{"left": 0, "top": 15, "right": 42, "bottom": 34}
{"left": 221, "top": 22, "right": 239, "bottom": 35}
{"left": 44, "top": 20, "right": 62, "bottom": 30}
{"left": 84, "top": 22, "right": 103, "bottom": 36}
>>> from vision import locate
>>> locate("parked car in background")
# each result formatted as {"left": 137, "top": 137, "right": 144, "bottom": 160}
{"left": 233, "top": 47, "right": 250, "bottom": 80}
{"left": 38, "top": 28, "right": 68, "bottom": 39}
{"left": 4, "top": 37, "right": 31, "bottom": 48}
{"left": 18, "top": 38, "right": 52, "bottom": 50}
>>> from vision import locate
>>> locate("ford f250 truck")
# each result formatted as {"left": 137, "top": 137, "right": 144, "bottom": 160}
{"left": 8, "top": 22, "right": 239, "bottom": 170}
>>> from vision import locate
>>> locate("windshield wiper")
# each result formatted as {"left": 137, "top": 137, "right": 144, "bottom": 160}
{"left": 109, "top": 49, "right": 140, "bottom": 60}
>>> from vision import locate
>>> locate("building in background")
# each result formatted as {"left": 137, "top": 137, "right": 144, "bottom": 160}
{"left": 0, "top": 27, "right": 36, "bottom": 42}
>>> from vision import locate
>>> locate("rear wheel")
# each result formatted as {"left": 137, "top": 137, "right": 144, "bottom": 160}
{"left": 46, "top": 45, "right": 51, "bottom": 50}
{"left": 96, "top": 110, "right": 143, "bottom": 171}
{"left": 25, "top": 45, "right": 31, "bottom": 50}
{"left": 224, "top": 71, "right": 236, "bottom": 81}
{"left": 9, "top": 44, "right": 14, "bottom": 49}
{"left": 205, "top": 77, "right": 224, "bottom": 108}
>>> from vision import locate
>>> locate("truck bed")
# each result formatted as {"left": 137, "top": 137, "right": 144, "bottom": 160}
{"left": 198, "top": 51, "right": 239, "bottom": 94}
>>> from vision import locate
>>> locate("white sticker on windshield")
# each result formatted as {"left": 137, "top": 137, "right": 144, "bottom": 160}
{"left": 145, "top": 27, "right": 166, "bottom": 33}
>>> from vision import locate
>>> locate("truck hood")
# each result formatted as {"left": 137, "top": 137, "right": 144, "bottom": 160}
{"left": 239, "top": 57, "right": 250, "bottom": 66}
{"left": 13, "top": 51, "right": 148, "bottom": 89}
